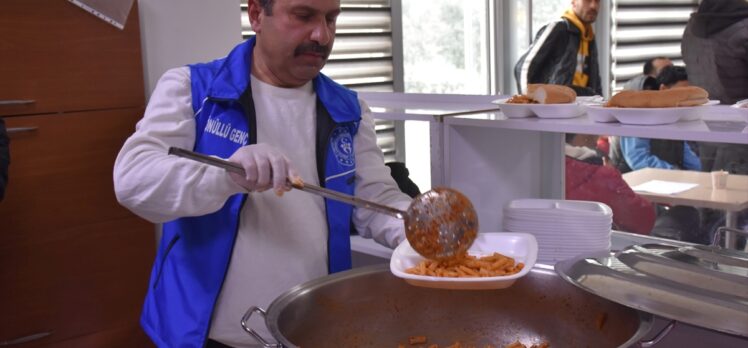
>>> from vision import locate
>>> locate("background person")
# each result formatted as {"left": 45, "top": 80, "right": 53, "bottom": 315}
{"left": 616, "top": 66, "right": 701, "bottom": 173}
{"left": 617, "top": 65, "right": 704, "bottom": 243}
{"left": 681, "top": 0, "right": 748, "bottom": 199}
{"left": 514, "top": 0, "right": 602, "bottom": 96}
{"left": 113, "top": 0, "right": 411, "bottom": 347}
{"left": 623, "top": 56, "right": 672, "bottom": 91}
{"left": 682, "top": 0, "right": 748, "bottom": 245}
{"left": 565, "top": 133, "right": 655, "bottom": 234}
{"left": 682, "top": 0, "right": 748, "bottom": 105}
{"left": 609, "top": 57, "right": 674, "bottom": 168}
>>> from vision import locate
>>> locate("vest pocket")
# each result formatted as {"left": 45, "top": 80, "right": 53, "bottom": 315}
{"left": 153, "top": 234, "right": 181, "bottom": 289}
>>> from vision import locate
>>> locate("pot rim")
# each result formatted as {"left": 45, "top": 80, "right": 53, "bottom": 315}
{"left": 254, "top": 264, "right": 654, "bottom": 348}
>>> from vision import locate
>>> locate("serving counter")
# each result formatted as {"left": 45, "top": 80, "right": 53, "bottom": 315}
{"left": 360, "top": 91, "right": 748, "bottom": 241}
{"left": 350, "top": 230, "right": 748, "bottom": 348}
{"left": 352, "top": 92, "right": 748, "bottom": 347}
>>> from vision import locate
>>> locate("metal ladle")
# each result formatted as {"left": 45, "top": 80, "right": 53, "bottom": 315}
{"left": 168, "top": 147, "right": 478, "bottom": 260}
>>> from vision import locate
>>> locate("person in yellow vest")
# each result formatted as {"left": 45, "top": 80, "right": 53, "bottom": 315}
{"left": 514, "top": 0, "right": 602, "bottom": 96}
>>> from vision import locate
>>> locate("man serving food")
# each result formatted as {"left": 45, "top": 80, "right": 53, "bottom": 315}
{"left": 113, "top": 1, "right": 411, "bottom": 347}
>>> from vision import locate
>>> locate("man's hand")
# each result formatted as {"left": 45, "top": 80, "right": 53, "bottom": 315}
{"left": 227, "top": 144, "right": 299, "bottom": 195}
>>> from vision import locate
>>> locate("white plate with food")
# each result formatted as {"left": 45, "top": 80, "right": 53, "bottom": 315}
{"left": 529, "top": 102, "right": 584, "bottom": 119}
{"left": 603, "top": 86, "right": 713, "bottom": 125}
{"left": 606, "top": 106, "right": 710, "bottom": 125}
{"left": 492, "top": 98, "right": 536, "bottom": 118}
{"left": 390, "top": 232, "right": 538, "bottom": 290}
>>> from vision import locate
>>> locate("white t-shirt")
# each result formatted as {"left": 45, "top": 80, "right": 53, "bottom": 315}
{"left": 113, "top": 67, "right": 411, "bottom": 347}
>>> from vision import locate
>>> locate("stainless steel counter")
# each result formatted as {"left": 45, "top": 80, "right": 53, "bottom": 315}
{"left": 350, "top": 232, "right": 748, "bottom": 347}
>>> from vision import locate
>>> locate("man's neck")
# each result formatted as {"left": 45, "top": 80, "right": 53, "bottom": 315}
{"left": 251, "top": 51, "right": 306, "bottom": 88}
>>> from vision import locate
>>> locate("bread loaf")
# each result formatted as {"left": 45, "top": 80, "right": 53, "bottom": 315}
{"left": 606, "top": 86, "right": 709, "bottom": 108}
{"left": 527, "top": 84, "right": 577, "bottom": 104}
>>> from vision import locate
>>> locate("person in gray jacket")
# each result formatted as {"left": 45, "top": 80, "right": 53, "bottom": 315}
{"left": 682, "top": 0, "right": 748, "bottom": 104}
{"left": 682, "top": 0, "right": 748, "bottom": 174}
{"left": 683, "top": 1, "right": 748, "bottom": 245}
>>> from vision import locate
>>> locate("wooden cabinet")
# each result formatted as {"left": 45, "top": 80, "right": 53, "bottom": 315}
{"left": 0, "top": 2, "right": 154, "bottom": 347}
{"left": 0, "top": 0, "right": 144, "bottom": 116}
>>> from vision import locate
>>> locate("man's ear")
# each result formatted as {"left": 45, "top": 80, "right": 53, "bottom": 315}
{"left": 248, "top": 0, "right": 264, "bottom": 33}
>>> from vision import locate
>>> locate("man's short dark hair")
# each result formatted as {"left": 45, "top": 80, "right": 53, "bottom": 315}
{"left": 641, "top": 76, "right": 659, "bottom": 91}
{"left": 643, "top": 56, "right": 668, "bottom": 75}
{"left": 259, "top": 0, "right": 274, "bottom": 14}
{"left": 656, "top": 65, "right": 688, "bottom": 88}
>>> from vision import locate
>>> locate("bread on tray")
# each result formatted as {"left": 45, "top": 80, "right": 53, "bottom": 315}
{"left": 606, "top": 86, "right": 709, "bottom": 108}
{"left": 527, "top": 84, "right": 577, "bottom": 104}
{"left": 506, "top": 84, "right": 577, "bottom": 104}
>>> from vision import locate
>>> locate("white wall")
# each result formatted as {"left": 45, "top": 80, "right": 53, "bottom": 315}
{"left": 136, "top": 0, "right": 243, "bottom": 243}
{"left": 138, "top": 0, "right": 243, "bottom": 96}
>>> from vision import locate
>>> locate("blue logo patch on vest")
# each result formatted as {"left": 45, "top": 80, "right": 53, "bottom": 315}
{"left": 331, "top": 127, "right": 355, "bottom": 167}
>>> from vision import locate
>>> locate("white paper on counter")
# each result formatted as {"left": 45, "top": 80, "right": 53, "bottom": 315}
{"left": 631, "top": 180, "right": 699, "bottom": 195}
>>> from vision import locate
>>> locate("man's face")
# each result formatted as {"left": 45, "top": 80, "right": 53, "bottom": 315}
{"left": 572, "top": 0, "right": 600, "bottom": 24}
{"left": 250, "top": 0, "right": 341, "bottom": 87}
{"left": 651, "top": 58, "right": 673, "bottom": 77}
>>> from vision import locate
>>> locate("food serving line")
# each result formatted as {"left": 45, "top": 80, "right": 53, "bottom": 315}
{"left": 219, "top": 92, "right": 748, "bottom": 347}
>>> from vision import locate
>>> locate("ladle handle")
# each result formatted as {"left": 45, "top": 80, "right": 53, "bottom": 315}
{"left": 168, "top": 147, "right": 407, "bottom": 219}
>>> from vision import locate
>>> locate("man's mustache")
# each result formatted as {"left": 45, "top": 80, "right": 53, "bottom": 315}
{"left": 294, "top": 43, "right": 330, "bottom": 58}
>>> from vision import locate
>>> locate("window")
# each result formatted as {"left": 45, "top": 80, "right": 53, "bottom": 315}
{"left": 399, "top": 1, "right": 491, "bottom": 191}
{"left": 531, "top": 0, "right": 569, "bottom": 38}
{"left": 401, "top": 0, "right": 489, "bottom": 94}
{"left": 239, "top": 0, "right": 401, "bottom": 162}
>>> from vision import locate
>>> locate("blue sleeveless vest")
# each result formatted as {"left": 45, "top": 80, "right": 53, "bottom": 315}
{"left": 140, "top": 38, "right": 361, "bottom": 348}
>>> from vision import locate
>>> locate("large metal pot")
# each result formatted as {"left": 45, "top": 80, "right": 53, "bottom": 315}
{"left": 242, "top": 264, "right": 653, "bottom": 347}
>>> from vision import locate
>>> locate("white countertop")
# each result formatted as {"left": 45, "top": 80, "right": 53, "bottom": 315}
{"left": 447, "top": 107, "right": 748, "bottom": 144}
{"left": 360, "top": 92, "right": 748, "bottom": 144}
{"left": 360, "top": 91, "right": 498, "bottom": 121}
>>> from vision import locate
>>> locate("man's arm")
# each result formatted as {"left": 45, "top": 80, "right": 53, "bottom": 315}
{"left": 514, "top": 21, "right": 564, "bottom": 94}
{"left": 620, "top": 137, "right": 674, "bottom": 170}
{"left": 352, "top": 100, "right": 412, "bottom": 249}
{"left": 113, "top": 67, "right": 243, "bottom": 223}
{"left": 0, "top": 118, "right": 9, "bottom": 201}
